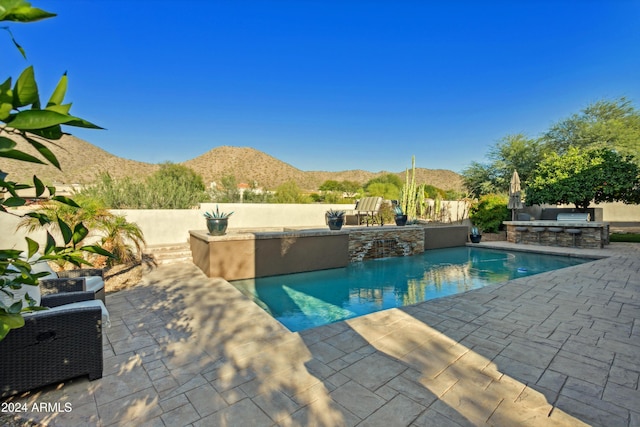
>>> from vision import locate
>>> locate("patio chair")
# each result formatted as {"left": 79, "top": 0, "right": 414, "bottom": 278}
{"left": 355, "top": 196, "right": 384, "bottom": 226}
{"left": 0, "top": 291, "right": 107, "bottom": 398}
{"left": 32, "top": 259, "right": 106, "bottom": 304}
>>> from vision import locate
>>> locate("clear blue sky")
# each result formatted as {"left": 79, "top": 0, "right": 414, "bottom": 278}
{"left": 7, "top": 0, "right": 640, "bottom": 173}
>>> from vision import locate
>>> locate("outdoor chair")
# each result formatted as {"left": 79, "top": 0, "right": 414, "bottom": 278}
{"left": 0, "top": 291, "right": 108, "bottom": 398}
{"left": 32, "top": 259, "right": 106, "bottom": 304}
{"left": 354, "top": 196, "right": 384, "bottom": 226}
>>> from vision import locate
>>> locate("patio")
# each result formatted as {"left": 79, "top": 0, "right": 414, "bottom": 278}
{"left": 2, "top": 242, "right": 639, "bottom": 426}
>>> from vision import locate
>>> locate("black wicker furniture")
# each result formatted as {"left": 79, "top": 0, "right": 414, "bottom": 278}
{"left": 0, "top": 291, "right": 106, "bottom": 398}
{"left": 33, "top": 260, "right": 106, "bottom": 304}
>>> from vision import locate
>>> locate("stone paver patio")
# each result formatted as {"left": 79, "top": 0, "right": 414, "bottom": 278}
{"left": 3, "top": 242, "right": 639, "bottom": 426}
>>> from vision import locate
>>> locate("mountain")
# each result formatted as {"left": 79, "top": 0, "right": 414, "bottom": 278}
{"left": 183, "top": 146, "right": 319, "bottom": 189}
{"left": 1, "top": 137, "right": 465, "bottom": 191}
{"left": 185, "top": 147, "right": 465, "bottom": 191}
{"left": 1, "top": 134, "right": 160, "bottom": 184}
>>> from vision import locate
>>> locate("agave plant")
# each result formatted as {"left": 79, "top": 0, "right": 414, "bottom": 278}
{"left": 326, "top": 209, "right": 345, "bottom": 219}
{"left": 471, "top": 226, "right": 481, "bottom": 236}
{"left": 204, "top": 205, "right": 234, "bottom": 220}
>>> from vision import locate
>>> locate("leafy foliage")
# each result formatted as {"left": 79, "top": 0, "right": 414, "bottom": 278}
{"left": 95, "top": 214, "right": 145, "bottom": 267}
{"left": 82, "top": 164, "right": 210, "bottom": 209}
{"left": 542, "top": 97, "right": 640, "bottom": 161}
{"left": 273, "top": 181, "right": 311, "bottom": 203}
{"left": 364, "top": 182, "right": 400, "bottom": 200}
{"left": 211, "top": 175, "right": 241, "bottom": 202}
{"left": 0, "top": 1, "right": 112, "bottom": 340}
{"left": 468, "top": 194, "right": 510, "bottom": 233}
{"left": 364, "top": 173, "right": 403, "bottom": 188}
{"left": 462, "top": 99, "right": 640, "bottom": 199}
{"left": 525, "top": 147, "right": 640, "bottom": 210}
{"left": 16, "top": 194, "right": 145, "bottom": 268}
{"left": 462, "top": 134, "right": 546, "bottom": 198}
{"left": 319, "top": 179, "right": 361, "bottom": 194}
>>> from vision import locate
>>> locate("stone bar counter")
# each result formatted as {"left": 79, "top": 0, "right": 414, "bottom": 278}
{"left": 504, "top": 221, "right": 610, "bottom": 249}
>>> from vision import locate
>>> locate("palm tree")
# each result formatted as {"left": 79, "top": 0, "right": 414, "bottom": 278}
{"left": 98, "top": 215, "right": 146, "bottom": 267}
{"left": 17, "top": 195, "right": 145, "bottom": 268}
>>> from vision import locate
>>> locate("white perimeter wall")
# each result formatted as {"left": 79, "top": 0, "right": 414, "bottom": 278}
{"left": 2, "top": 201, "right": 637, "bottom": 251}
{"left": 1, "top": 203, "right": 355, "bottom": 249}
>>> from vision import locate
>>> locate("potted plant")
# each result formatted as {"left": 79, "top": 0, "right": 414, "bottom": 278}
{"left": 393, "top": 204, "right": 408, "bottom": 226}
{"left": 326, "top": 209, "right": 345, "bottom": 230}
{"left": 204, "top": 206, "right": 233, "bottom": 236}
{"left": 470, "top": 226, "right": 482, "bottom": 243}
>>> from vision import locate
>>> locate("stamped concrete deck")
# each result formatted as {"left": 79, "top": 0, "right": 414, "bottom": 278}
{"left": 3, "top": 242, "right": 639, "bottom": 426}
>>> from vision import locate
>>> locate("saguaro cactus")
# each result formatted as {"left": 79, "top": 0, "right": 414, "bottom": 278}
{"left": 400, "top": 156, "right": 418, "bottom": 221}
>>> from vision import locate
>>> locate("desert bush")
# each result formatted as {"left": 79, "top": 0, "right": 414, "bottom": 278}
{"left": 273, "top": 181, "right": 311, "bottom": 203}
{"left": 469, "top": 194, "right": 510, "bottom": 233}
{"left": 84, "top": 163, "right": 210, "bottom": 209}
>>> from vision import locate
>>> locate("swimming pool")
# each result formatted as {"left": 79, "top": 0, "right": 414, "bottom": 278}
{"left": 231, "top": 247, "right": 592, "bottom": 332}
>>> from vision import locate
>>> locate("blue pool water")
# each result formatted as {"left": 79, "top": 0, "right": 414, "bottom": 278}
{"left": 231, "top": 247, "right": 592, "bottom": 332}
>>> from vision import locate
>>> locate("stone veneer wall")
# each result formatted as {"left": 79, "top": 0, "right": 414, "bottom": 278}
{"left": 505, "top": 224, "right": 609, "bottom": 249}
{"left": 348, "top": 226, "right": 425, "bottom": 262}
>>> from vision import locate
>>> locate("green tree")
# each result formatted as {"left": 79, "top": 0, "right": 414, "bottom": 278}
{"left": 273, "top": 181, "right": 310, "bottom": 203}
{"left": 461, "top": 161, "right": 498, "bottom": 198}
{"left": 462, "top": 134, "right": 546, "bottom": 197}
{"left": 422, "top": 184, "right": 446, "bottom": 199}
{"left": 364, "top": 173, "right": 403, "bottom": 190}
{"left": 143, "top": 163, "right": 208, "bottom": 208}
{"left": 80, "top": 172, "right": 141, "bottom": 208}
{"left": 83, "top": 165, "right": 209, "bottom": 209}
{"left": 0, "top": 1, "right": 112, "bottom": 340}
{"left": 212, "top": 175, "right": 241, "bottom": 203}
{"left": 319, "top": 180, "right": 341, "bottom": 191}
{"left": 364, "top": 174, "right": 401, "bottom": 199}
{"left": 365, "top": 182, "right": 399, "bottom": 200}
{"left": 542, "top": 97, "right": 640, "bottom": 160}
{"left": 525, "top": 147, "right": 640, "bottom": 210}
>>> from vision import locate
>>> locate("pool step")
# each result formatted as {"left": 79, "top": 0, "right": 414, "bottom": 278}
{"left": 143, "top": 242, "right": 193, "bottom": 265}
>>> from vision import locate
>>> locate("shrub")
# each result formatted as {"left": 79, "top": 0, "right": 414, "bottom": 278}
{"left": 378, "top": 202, "right": 395, "bottom": 224}
{"left": 83, "top": 164, "right": 210, "bottom": 209}
{"left": 469, "top": 194, "right": 510, "bottom": 233}
{"left": 273, "top": 181, "right": 311, "bottom": 203}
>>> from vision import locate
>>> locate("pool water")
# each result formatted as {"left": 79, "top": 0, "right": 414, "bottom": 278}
{"left": 231, "top": 247, "right": 592, "bottom": 332}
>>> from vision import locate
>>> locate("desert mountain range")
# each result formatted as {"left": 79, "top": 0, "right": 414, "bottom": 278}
{"left": 2, "top": 134, "right": 465, "bottom": 191}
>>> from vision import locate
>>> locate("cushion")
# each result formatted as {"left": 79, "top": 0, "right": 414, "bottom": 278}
{"left": 0, "top": 276, "right": 41, "bottom": 308}
{"left": 30, "top": 260, "right": 58, "bottom": 280}
{"left": 83, "top": 276, "right": 105, "bottom": 293}
{"left": 23, "top": 299, "right": 110, "bottom": 327}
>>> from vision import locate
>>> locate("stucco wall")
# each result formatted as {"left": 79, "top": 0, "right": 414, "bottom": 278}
{"left": 0, "top": 203, "right": 355, "bottom": 250}
{"left": 2, "top": 201, "right": 637, "bottom": 252}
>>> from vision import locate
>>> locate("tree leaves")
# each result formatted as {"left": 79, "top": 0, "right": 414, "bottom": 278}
{"left": 12, "top": 65, "right": 38, "bottom": 108}
{"left": 0, "top": 77, "right": 13, "bottom": 119}
{"left": 0, "top": 1, "right": 56, "bottom": 23}
{"left": 1, "top": 1, "right": 110, "bottom": 342}
{"left": 525, "top": 147, "right": 640, "bottom": 210}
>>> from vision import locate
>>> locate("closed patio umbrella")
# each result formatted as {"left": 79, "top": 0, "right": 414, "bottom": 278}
{"left": 508, "top": 170, "right": 524, "bottom": 220}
